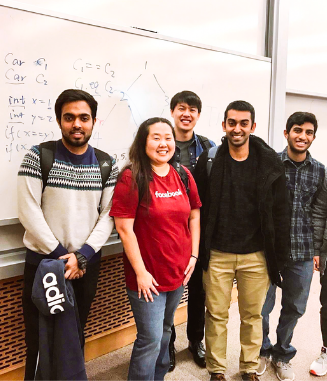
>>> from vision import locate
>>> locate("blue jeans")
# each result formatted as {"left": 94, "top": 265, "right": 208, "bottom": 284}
{"left": 127, "top": 286, "right": 184, "bottom": 381}
{"left": 261, "top": 260, "right": 313, "bottom": 362}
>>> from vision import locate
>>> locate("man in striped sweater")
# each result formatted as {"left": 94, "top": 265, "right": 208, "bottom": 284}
{"left": 18, "top": 89, "right": 118, "bottom": 380}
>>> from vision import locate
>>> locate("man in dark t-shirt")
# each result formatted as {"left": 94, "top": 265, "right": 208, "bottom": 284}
{"left": 168, "top": 91, "right": 215, "bottom": 371}
{"left": 194, "top": 100, "right": 289, "bottom": 381}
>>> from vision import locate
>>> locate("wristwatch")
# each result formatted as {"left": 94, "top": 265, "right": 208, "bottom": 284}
{"left": 75, "top": 252, "right": 88, "bottom": 271}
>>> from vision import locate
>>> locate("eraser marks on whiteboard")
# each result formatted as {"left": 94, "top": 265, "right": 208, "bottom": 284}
{"left": 132, "top": 27, "right": 157, "bottom": 34}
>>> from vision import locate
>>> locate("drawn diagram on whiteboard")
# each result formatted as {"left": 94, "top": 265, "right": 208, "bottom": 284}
{"left": 92, "top": 60, "right": 171, "bottom": 160}
{"left": 100, "top": 60, "right": 170, "bottom": 129}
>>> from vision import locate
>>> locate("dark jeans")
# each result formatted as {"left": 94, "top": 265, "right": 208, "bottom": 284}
{"left": 170, "top": 261, "right": 205, "bottom": 345}
{"left": 260, "top": 259, "right": 313, "bottom": 362}
{"left": 127, "top": 286, "right": 184, "bottom": 381}
{"left": 22, "top": 259, "right": 100, "bottom": 380}
{"left": 320, "top": 270, "right": 327, "bottom": 347}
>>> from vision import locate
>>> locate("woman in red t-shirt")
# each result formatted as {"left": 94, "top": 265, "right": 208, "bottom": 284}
{"left": 110, "top": 117, "right": 201, "bottom": 380}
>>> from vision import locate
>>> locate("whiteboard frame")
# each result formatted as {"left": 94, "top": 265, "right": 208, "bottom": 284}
{"left": 0, "top": 218, "right": 20, "bottom": 226}
{"left": 287, "top": 89, "right": 327, "bottom": 101}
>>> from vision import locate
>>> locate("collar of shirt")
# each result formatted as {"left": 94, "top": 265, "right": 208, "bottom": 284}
{"left": 280, "top": 146, "right": 313, "bottom": 167}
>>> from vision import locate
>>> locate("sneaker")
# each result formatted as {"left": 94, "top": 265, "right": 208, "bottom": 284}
{"left": 310, "top": 348, "right": 327, "bottom": 376}
{"left": 210, "top": 373, "right": 226, "bottom": 381}
{"left": 272, "top": 360, "right": 295, "bottom": 381}
{"left": 256, "top": 356, "right": 269, "bottom": 376}
{"left": 241, "top": 373, "right": 259, "bottom": 381}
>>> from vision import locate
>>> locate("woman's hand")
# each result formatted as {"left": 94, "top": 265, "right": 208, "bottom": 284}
{"left": 183, "top": 256, "right": 197, "bottom": 286}
{"left": 136, "top": 270, "right": 159, "bottom": 302}
{"left": 185, "top": 208, "right": 200, "bottom": 286}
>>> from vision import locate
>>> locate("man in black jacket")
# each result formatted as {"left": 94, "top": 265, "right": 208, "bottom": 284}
{"left": 193, "top": 100, "right": 289, "bottom": 381}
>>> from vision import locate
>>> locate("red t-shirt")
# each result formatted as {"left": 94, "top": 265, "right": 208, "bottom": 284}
{"left": 110, "top": 165, "right": 202, "bottom": 292}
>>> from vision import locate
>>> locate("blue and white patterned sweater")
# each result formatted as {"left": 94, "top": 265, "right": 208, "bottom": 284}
{"left": 18, "top": 140, "right": 118, "bottom": 263}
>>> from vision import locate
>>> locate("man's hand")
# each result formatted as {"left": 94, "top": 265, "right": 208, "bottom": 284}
{"left": 59, "top": 253, "right": 82, "bottom": 280}
{"left": 73, "top": 269, "right": 85, "bottom": 280}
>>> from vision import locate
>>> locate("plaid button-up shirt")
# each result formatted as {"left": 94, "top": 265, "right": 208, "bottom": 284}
{"left": 280, "top": 148, "right": 325, "bottom": 261}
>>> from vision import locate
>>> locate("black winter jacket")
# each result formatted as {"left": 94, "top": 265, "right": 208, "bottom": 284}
{"left": 193, "top": 135, "right": 290, "bottom": 287}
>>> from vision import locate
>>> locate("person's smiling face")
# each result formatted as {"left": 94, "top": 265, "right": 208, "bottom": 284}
{"left": 58, "top": 100, "right": 95, "bottom": 154}
{"left": 171, "top": 102, "right": 200, "bottom": 135}
{"left": 222, "top": 109, "right": 256, "bottom": 148}
{"left": 284, "top": 122, "right": 316, "bottom": 155}
{"left": 145, "top": 122, "right": 175, "bottom": 166}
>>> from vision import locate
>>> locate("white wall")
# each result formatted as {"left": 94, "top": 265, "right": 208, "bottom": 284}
{"left": 285, "top": 0, "right": 327, "bottom": 166}
{"left": 16, "top": 0, "right": 268, "bottom": 56}
{"left": 287, "top": 0, "right": 327, "bottom": 95}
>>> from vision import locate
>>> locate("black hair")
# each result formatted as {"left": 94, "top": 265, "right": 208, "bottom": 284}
{"left": 125, "top": 117, "right": 175, "bottom": 204}
{"left": 224, "top": 100, "right": 255, "bottom": 126}
{"left": 286, "top": 112, "right": 318, "bottom": 134}
{"left": 55, "top": 89, "right": 98, "bottom": 121}
{"left": 170, "top": 91, "right": 202, "bottom": 113}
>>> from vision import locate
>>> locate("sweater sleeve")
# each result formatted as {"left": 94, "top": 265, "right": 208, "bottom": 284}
{"left": 17, "top": 146, "right": 68, "bottom": 258}
{"left": 312, "top": 169, "right": 327, "bottom": 256}
{"left": 79, "top": 162, "right": 119, "bottom": 261}
{"left": 271, "top": 171, "right": 291, "bottom": 270}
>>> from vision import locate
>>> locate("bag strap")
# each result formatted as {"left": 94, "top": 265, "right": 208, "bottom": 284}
{"left": 170, "top": 161, "right": 190, "bottom": 195}
{"left": 206, "top": 146, "right": 219, "bottom": 177}
{"left": 197, "top": 134, "right": 212, "bottom": 150}
{"left": 93, "top": 148, "right": 113, "bottom": 189}
{"left": 39, "top": 140, "right": 56, "bottom": 193}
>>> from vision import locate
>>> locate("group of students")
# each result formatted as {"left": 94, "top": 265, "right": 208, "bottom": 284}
{"left": 18, "top": 88, "right": 327, "bottom": 381}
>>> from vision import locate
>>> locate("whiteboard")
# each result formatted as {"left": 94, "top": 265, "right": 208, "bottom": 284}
{"left": 287, "top": 0, "right": 327, "bottom": 95}
{"left": 0, "top": 3, "right": 272, "bottom": 222}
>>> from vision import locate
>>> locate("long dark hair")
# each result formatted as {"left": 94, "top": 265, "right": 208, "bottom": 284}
{"left": 122, "top": 117, "right": 175, "bottom": 204}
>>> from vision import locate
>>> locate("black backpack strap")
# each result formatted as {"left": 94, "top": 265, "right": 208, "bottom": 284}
{"left": 39, "top": 140, "right": 56, "bottom": 193}
{"left": 93, "top": 148, "right": 113, "bottom": 190}
{"left": 197, "top": 134, "right": 212, "bottom": 151}
{"left": 207, "top": 146, "right": 219, "bottom": 177}
{"left": 171, "top": 161, "right": 190, "bottom": 195}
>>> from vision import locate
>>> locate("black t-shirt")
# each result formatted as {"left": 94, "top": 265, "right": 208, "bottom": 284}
{"left": 211, "top": 148, "right": 264, "bottom": 254}
{"left": 290, "top": 158, "right": 305, "bottom": 167}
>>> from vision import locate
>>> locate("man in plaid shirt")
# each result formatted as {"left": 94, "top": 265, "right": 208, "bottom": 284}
{"left": 258, "top": 112, "right": 325, "bottom": 381}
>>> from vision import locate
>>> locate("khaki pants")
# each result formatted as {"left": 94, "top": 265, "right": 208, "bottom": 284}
{"left": 203, "top": 250, "right": 270, "bottom": 374}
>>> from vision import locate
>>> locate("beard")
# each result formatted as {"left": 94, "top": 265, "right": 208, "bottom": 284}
{"left": 287, "top": 138, "right": 311, "bottom": 155}
{"left": 61, "top": 128, "right": 92, "bottom": 148}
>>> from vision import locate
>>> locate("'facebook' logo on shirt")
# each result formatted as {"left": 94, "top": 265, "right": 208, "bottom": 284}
{"left": 155, "top": 189, "right": 183, "bottom": 198}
